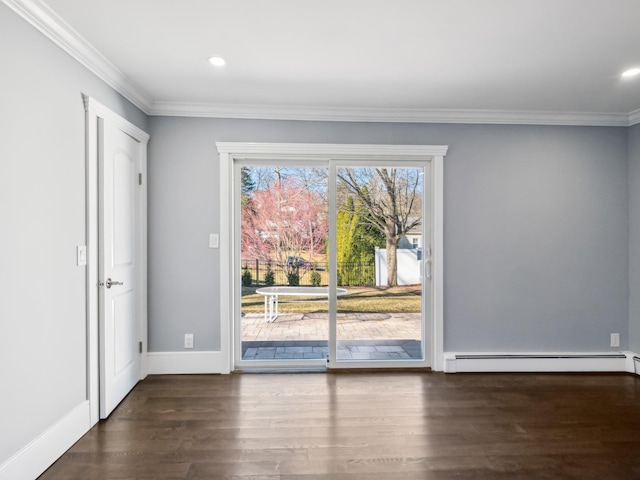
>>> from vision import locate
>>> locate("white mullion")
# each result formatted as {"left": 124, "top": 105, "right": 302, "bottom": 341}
{"left": 328, "top": 161, "right": 338, "bottom": 366}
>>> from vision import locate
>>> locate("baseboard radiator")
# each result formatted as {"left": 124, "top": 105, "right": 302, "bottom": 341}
{"left": 443, "top": 352, "right": 633, "bottom": 373}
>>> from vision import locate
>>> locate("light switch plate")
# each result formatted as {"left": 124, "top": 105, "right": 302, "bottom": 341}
{"left": 209, "top": 234, "right": 219, "bottom": 249}
{"left": 77, "top": 245, "right": 87, "bottom": 266}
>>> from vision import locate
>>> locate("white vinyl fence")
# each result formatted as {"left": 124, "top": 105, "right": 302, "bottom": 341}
{"left": 374, "top": 247, "right": 422, "bottom": 286}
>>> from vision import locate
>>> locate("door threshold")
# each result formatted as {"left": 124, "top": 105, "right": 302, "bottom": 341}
{"left": 326, "top": 367, "right": 432, "bottom": 373}
{"left": 233, "top": 366, "right": 328, "bottom": 373}
{"left": 233, "top": 367, "right": 433, "bottom": 374}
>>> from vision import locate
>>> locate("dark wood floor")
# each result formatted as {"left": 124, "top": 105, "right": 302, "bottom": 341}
{"left": 39, "top": 372, "right": 640, "bottom": 479}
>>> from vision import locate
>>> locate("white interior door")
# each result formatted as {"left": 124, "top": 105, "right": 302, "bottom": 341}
{"left": 98, "top": 118, "right": 141, "bottom": 418}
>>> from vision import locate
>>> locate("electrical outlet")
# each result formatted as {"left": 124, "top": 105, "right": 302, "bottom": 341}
{"left": 184, "top": 333, "right": 194, "bottom": 349}
{"left": 610, "top": 333, "right": 620, "bottom": 348}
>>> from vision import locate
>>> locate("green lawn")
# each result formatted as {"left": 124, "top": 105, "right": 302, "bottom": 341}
{"left": 241, "top": 285, "right": 422, "bottom": 313}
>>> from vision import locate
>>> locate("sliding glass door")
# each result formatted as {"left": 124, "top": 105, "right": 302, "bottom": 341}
{"left": 328, "top": 161, "right": 431, "bottom": 368}
{"left": 233, "top": 156, "right": 432, "bottom": 370}
{"left": 236, "top": 161, "right": 329, "bottom": 369}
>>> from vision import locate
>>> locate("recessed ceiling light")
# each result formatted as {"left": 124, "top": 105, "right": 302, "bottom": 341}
{"left": 208, "top": 56, "right": 226, "bottom": 67}
{"left": 621, "top": 67, "right": 640, "bottom": 78}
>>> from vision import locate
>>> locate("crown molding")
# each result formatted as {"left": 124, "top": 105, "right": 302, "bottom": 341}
{"left": 3, "top": 0, "right": 153, "bottom": 113}
{"left": 4, "top": 0, "right": 639, "bottom": 127}
{"left": 151, "top": 101, "right": 633, "bottom": 127}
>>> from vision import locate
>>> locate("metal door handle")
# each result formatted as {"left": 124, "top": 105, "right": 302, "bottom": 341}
{"left": 105, "top": 278, "right": 123, "bottom": 288}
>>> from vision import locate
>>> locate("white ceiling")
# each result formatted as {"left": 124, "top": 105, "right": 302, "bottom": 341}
{"left": 13, "top": 0, "right": 640, "bottom": 124}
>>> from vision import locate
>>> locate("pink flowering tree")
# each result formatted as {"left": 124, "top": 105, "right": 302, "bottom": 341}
{"left": 242, "top": 178, "right": 327, "bottom": 283}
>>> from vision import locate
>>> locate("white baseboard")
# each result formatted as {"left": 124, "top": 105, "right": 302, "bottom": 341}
{"left": 0, "top": 401, "right": 90, "bottom": 480}
{"left": 147, "top": 351, "right": 227, "bottom": 374}
{"left": 443, "top": 352, "right": 636, "bottom": 373}
{"left": 146, "top": 350, "right": 640, "bottom": 375}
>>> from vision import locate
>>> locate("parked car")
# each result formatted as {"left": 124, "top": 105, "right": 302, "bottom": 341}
{"left": 286, "top": 256, "right": 307, "bottom": 268}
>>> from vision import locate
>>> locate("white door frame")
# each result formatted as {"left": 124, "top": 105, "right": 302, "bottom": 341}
{"left": 217, "top": 142, "right": 447, "bottom": 372}
{"left": 84, "top": 95, "right": 149, "bottom": 425}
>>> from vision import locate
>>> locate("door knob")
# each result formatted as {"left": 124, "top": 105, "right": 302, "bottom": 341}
{"left": 105, "top": 278, "right": 123, "bottom": 288}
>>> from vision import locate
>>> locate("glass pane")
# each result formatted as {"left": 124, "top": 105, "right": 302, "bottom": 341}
{"left": 240, "top": 165, "right": 329, "bottom": 361}
{"left": 335, "top": 166, "right": 424, "bottom": 362}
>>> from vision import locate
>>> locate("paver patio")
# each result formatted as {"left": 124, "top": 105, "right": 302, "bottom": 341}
{"left": 242, "top": 311, "right": 421, "bottom": 341}
{"left": 241, "top": 312, "right": 423, "bottom": 361}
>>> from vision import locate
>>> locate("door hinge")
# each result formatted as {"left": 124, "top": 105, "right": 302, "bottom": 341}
{"left": 139, "top": 341, "right": 143, "bottom": 353}
{"left": 138, "top": 173, "right": 142, "bottom": 185}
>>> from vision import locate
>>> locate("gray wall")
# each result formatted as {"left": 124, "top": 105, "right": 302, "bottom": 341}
{"left": 2, "top": 0, "right": 636, "bottom": 470}
{"left": 148, "top": 117, "right": 629, "bottom": 353}
{"left": 0, "top": 3, "right": 148, "bottom": 465}
{"left": 629, "top": 123, "right": 640, "bottom": 353}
